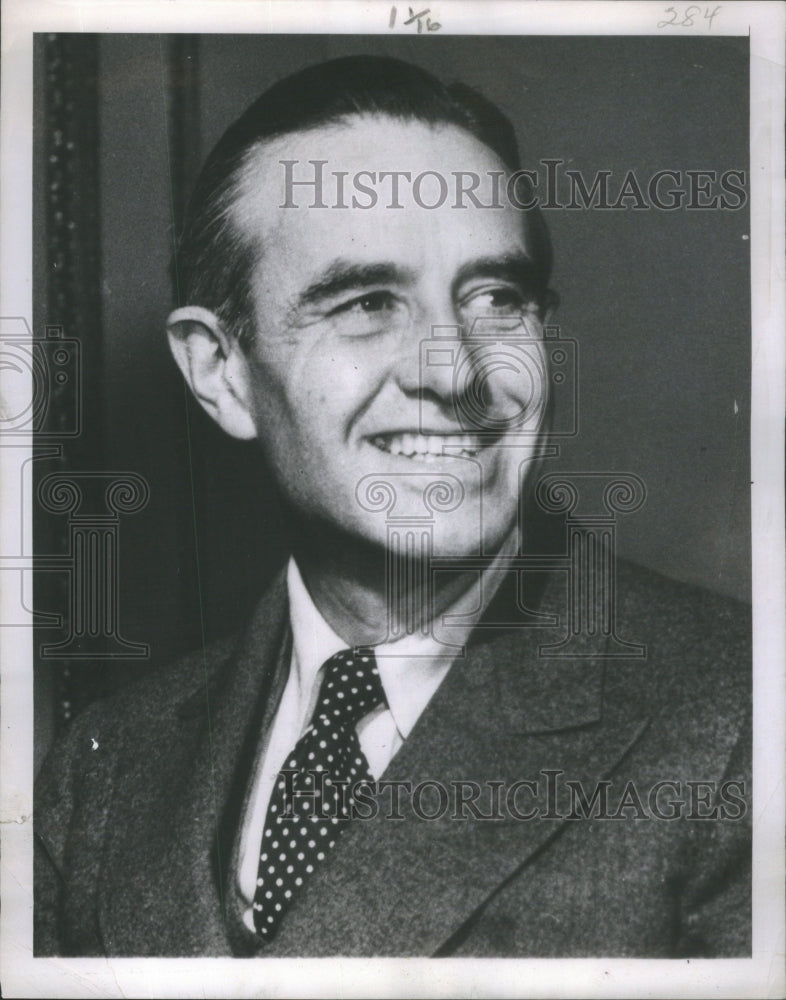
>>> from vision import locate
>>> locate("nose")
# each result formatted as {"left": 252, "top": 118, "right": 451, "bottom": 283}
{"left": 392, "top": 302, "right": 474, "bottom": 413}
{"left": 392, "top": 304, "right": 550, "bottom": 435}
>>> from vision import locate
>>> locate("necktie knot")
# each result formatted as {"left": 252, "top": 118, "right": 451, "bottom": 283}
{"left": 316, "top": 646, "right": 386, "bottom": 730}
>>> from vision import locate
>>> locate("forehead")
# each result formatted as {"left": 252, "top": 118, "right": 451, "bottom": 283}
{"left": 237, "top": 114, "right": 507, "bottom": 194}
{"left": 230, "top": 116, "right": 541, "bottom": 273}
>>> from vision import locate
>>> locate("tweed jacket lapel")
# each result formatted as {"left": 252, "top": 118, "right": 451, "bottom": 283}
{"left": 265, "top": 569, "right": 651, "bottom": 957}
{"left": 97, "top": 568, "right": 292, "bottom": 955}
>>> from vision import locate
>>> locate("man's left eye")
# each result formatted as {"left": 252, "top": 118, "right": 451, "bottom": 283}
{"left": 461, "top": 288, "right": 527, "bottom": 317}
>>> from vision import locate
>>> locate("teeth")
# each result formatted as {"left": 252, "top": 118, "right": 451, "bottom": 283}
{"left": 370, "top": 432, "right": 484, "bottom": 459}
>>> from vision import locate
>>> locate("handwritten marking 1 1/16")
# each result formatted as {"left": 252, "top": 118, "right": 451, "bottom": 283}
{"left": 389, "top": 6, "right": 442, "bottom": 32}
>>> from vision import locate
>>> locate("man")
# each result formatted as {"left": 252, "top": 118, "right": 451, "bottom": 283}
{"left": 35, "top": 55, "right": 750, "bottom": 957}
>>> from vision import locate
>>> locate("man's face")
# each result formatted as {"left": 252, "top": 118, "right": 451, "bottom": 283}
{"left": 233, "top": 116, "right": 549, "bottom": 557}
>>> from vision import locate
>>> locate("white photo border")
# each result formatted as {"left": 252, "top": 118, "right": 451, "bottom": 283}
{"left": 1, "top": 2, "right": 783, "bottom": 997}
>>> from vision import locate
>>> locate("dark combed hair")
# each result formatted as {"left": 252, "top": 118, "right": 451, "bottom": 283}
{"left": 173, "top": 54, "right": 552, "bottom": 347}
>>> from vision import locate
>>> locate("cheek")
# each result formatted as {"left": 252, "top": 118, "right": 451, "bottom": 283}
{"left": 255, "top": 359, "right": 372, "bottom": 456}
{"left": 488, "top": 343, "right": 549, "bottom": 413}
{"left": 302, "top": 345, "right": 390, "bottom": 425}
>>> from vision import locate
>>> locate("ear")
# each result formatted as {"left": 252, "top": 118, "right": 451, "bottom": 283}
{"left": 166, "top": 305, "right": 257, "bottom": 440}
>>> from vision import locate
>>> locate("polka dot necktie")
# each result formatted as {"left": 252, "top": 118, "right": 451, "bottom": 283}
{"left": 252, "top": 646, "right": 386, "bottom": 940}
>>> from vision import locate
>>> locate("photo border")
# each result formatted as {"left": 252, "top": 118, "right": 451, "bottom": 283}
{"left": 2, "top": 2, "right": 783, "bottom": 997}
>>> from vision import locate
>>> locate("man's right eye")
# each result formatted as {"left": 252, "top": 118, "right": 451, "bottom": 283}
{"left": 328, "top": 290, "right": 406, "bottom": 336}
{"left": 336, "top": 291, "right": 397, "bottom": 315}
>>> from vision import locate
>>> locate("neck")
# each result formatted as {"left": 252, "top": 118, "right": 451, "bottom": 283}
{"left": 289, "top": 517, "right": 508, "bottom": 648}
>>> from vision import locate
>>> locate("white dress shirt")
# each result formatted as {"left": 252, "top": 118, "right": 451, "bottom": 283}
{"left": 238, "top": 537, "right": 516, "bottom": 929}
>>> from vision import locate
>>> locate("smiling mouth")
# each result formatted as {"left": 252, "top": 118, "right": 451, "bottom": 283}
{"left": 369, "top": 431, "right": 499, "bottom": 461}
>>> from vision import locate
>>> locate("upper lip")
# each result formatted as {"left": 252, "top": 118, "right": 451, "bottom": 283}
{"left": 366, "top": 428, "right": 470, "bottom": 437}
{"left": 364, "top": 429, "right": 502, "bottom": 457}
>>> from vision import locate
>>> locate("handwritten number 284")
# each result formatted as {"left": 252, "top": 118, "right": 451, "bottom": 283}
{"left": 658, "top": 5, "right": 722, "bottom": 29}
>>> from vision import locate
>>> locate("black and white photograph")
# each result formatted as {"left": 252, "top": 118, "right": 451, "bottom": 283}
{"left": 1, "top": 1, "right": 783, "bottom": 997}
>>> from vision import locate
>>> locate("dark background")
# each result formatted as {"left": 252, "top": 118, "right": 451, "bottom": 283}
{"left": 33, "top": 34, "right": 750, "bottom": 768}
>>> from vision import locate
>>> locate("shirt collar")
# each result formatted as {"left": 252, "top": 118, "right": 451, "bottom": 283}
{"left": 287, "top": 558, "right": 347, "bottom": 703}
{"left": 286, "top": 528, "right": 518, "bottom": 740}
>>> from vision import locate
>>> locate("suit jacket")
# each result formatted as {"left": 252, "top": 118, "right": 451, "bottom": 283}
{"left": 34, "top": 560, "right": 751, "bottom": 957}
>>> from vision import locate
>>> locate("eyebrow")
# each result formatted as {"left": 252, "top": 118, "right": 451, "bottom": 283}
{"left": 451, "top": 252, "right": 543, "bottom": 296}
{"left": 295, "top": 260, "right": 418, "bottom": 310}
{"left": 291, "top": 250, "right": 544, "bottom": 316}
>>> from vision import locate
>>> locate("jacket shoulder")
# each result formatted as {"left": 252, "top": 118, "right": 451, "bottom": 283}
{"left": 609, "top": 560, "right": 751, "bottom": 780}
{"left": 35, "top": 631, "right": 238, "bottom": 821}
{"left": 87, "top": 632, "right": 238, "bottom": 733}
{"left": 614, "top": 559, "right": 750, "bottom": 691}
{"left": 616, "top": 559, "right": 750, "bottom": 633}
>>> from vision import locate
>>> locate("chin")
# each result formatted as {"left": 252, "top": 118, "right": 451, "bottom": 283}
{"left": 377, "top": 514, "right": 512, "bottom": 562}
